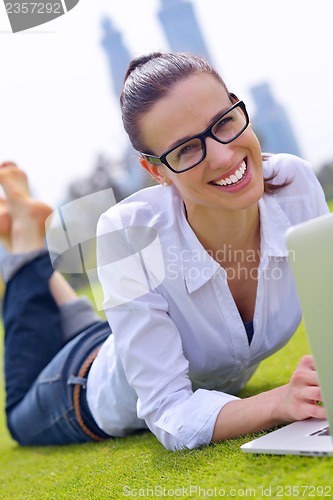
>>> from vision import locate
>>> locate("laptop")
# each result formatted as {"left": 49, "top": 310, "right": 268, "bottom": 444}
{"left": 241, "top": 212, "right": 333, "bottom": 456}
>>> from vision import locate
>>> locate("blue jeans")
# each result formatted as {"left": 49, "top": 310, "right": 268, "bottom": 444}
{"left": 3, "top": 253, "right": 112, "bottom": 445}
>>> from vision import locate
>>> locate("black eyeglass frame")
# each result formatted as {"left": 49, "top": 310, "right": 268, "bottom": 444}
{"left": 140, "top": 100, "right": 249, "bottom": 174}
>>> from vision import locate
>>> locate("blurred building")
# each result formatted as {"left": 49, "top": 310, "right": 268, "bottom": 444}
{"left": 250, "top": 83, "right": 302, "bottom": 157}
{"left": 158, "top": 0, "right": 211, "bottom": 61}
{"left": 101, "top": 17, "right": 131, "bottom": 99}
{"left": 101, "top": 18, "right": 146, "bottom": 194}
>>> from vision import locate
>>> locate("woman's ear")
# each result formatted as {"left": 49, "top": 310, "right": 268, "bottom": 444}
{"left": 139, "top": 157, "right": 170, "bottom": 185}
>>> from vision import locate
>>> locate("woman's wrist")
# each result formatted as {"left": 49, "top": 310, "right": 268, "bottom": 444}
{"left": 212, "top": 386, "right": 292, "bottom": 442}
{"left": 267, "top": 384, "right": 293, "bottom": 426}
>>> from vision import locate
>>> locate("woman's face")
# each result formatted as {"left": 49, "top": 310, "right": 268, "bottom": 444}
{"left": 139, "top": 73, "right": 264, "bottom": 217}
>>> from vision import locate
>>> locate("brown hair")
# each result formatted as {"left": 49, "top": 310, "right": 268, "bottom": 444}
{"left": 120, "top": 52, "right": 291, "bottom": 194}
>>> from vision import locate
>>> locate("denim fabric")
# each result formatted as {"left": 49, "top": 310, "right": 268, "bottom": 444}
{"left": 3, "top": 253, "right": 112, "bottom": 445}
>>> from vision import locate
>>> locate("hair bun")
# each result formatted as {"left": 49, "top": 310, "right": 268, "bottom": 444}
{"left": 123, "top": 52, "right": 164, "bottom": 82}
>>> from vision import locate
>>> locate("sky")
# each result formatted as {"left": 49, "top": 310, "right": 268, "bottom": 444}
{"left": 0, "top": 0, "right": 332, "bottom": 205}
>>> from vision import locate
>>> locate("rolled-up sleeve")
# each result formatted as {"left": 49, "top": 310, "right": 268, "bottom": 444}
{"left": 154, "top": 389, "right": 239, "bottom": 450}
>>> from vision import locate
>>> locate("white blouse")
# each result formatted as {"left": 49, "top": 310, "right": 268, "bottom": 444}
{"left": 87, "top": 154, "right": 329, "bottom": 451}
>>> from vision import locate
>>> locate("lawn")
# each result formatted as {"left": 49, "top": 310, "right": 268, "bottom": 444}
{"left": 1, "top": 317, "right": 333, "bottom": 499}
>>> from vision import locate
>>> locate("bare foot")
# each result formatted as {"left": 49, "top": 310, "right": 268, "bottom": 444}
{"left": 0, "top": 162, "right": 53, "bottom": 254}
{"left": 0, "top": 162, "right": 30, "bottom": 201}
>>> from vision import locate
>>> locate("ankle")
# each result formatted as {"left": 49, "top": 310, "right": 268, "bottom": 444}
{"left": 9, "top": 199, "right": 52, "bottom": 254}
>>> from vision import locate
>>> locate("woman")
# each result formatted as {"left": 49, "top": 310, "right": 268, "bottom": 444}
{"left": 2, "top": 52, "right": 329, "bottom": 451}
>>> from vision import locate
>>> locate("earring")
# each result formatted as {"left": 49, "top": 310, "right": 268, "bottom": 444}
{"left": 162, "top": 181, "right": 170, "bottom": 187}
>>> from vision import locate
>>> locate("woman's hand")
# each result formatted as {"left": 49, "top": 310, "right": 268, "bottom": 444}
{"left": 277, "top": 354, "right": 326, "bottom": 422}
{"left": 212, "top": 354, "right": 326, "bottom": 442}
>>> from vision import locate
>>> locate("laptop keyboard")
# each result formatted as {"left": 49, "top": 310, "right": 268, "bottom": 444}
{"left": 310, "top": 426, "right": 331, "bottom": 437}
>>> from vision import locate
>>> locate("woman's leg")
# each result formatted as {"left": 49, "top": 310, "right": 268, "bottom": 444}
{"left": 0, "top": 162, "right": 100, "bottom": 333}
{"left": 0, "top": 163, "right": 110, "bottom": 444}
{"left": 0, "top": 162, "right": 101, "bottom": 342}
{"left": 3, "top": 252, "right": 64, "bottom": 414}
{"left": 0, "top": 163, "right": 63, "bottom": 413}
{"left": 7, "top": 320, "right": 111, "bottom": 445}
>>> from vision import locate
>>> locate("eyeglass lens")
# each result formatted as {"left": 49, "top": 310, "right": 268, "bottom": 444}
{"left": 166, "top": 105, "right": 247, "bottom": 172}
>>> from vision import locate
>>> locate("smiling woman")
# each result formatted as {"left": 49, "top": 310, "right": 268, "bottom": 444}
{"left": 1, "top": 52, "right": 330, "bottom": 452}
{"left": 94, "top": 52, "right": 329, "bottom": 448}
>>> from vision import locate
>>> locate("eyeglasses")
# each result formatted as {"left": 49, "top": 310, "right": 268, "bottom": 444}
{"left": 141, "top": 101, "right": 249, "bottom": 174}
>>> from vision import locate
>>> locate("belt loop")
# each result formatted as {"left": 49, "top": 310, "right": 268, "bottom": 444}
{"left": 68, "top": 375, "right": 87, "bottom": 387}
{"left": 72, "top": 347, "right": 107, "bottom": 442}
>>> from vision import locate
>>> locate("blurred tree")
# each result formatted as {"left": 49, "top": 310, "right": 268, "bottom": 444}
{"left": 67, "top": 154, "right": 123, "bottom": 202}
{"left": 316, "top": 161, "right": 333, "bottom": 201}
{"left": 62, "top": 154, "right": 124, "bottom": 289}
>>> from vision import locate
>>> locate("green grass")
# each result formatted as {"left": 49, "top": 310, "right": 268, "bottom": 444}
{"left": 1, "top": 317, "right": 333, "bottom": 499}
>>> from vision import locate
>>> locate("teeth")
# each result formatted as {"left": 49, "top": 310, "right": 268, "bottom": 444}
{"left": 212, "top": 160, "right": 247, "bottom": 187}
